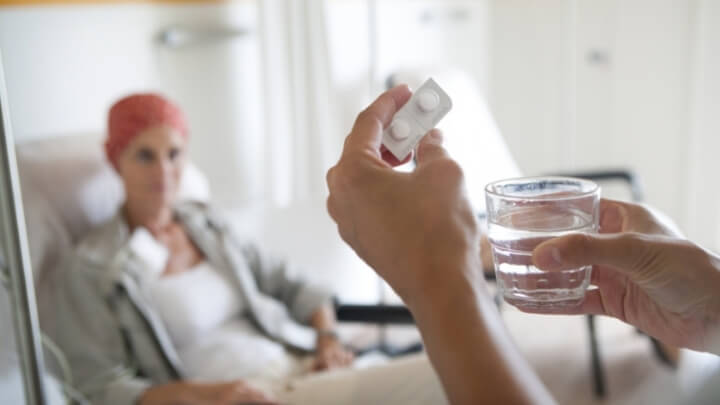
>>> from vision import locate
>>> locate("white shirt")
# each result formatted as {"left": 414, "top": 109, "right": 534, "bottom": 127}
{"left": 148, "top": 262, "right": 303, "bottom": 382}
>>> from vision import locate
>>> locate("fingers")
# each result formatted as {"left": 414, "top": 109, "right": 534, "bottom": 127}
{"left": 532, "top": 232, "right": 660, "bottom": 283}
{"left": 381, "top": 144, "right": 413, "bottom": 166}
{"left": 599, "top": 199, "right": 627, "bottom": 233}
{"left": 344, "top": 85, "right": 412, "bottom": 155}
{"left": 415, "top": 129, "right": 449, "bottom": 166}
{"left": 313, "top": 355, "right": 331, "bottom": 371}
{"left": 517, "top": 289, "right": 607, "bottom": 316}
{"left": 334, "top": 348, "right": 355, "bottom": 366}
{"left": 230, "top": 382, "right": 264, "bottom": 397}
{"left": 325, "top": 188, "right": 337, "bottom": 222}
{"left": 599, "top": 198, "right": 684, "bottom": 237}
{"left": 313, "top": 347, "right": 355, "bottom": 371}
{"left": 516, "top": 262, "right": 634, "bottom": 317}
{"left": 212, "top": 381, "right": 279, "bottom": 405}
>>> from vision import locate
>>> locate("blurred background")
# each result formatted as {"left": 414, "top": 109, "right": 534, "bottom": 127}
{"left": 1, "top": 0, "right": 718, "bottom": 246}
{"left": 1, "top": 0, "right": 719, "bottom": 403}
{"left": 3, "top": 0, "right": 719, "bottom": 296}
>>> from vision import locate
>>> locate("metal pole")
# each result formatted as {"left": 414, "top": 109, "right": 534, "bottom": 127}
{"left": 0, "top": 52, "right": 48, "bottom": 405}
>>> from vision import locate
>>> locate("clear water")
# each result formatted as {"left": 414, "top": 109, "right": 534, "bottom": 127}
{"left": 488, "top": 207, "right": 595, "bottom": 309}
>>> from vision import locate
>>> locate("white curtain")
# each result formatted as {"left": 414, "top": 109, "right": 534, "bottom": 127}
{"left": 152, "top": 0, "right": 339, "bottom": 209}
{"left": 258, "top": 0, "right": 341, "bottom": 207}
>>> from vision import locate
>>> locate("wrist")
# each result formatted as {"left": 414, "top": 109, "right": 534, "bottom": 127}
{"left": 316, "top": 329, "right": 340, "bottom": 344}
{"left": 403, "top": 247, "right": 486, "bottom": 313}
{"left": 411, "top": 274, "right": 485, "bottom": 326}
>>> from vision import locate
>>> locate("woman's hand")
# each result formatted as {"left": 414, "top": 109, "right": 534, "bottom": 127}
{"left": 312, "top": 334, "right": 354, "bottom": 371}
{"left": 309, "top": 306, "right": 354, "bottom": 371}
{"left": 530, "top": 199, "right": 720, "bottom": 352}
{"left": 139, "top": 380, "right": 278, "bottom": 405}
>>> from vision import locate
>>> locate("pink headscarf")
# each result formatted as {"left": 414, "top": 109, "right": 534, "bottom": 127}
{"left": 105, "top": 93, "right": 188, "bottom": 169}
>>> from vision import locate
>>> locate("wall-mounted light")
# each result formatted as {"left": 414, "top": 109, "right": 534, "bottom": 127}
{"left": 157, "top": 24, "right": 252, "bottom": 49}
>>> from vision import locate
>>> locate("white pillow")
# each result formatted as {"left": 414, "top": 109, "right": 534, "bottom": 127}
{"left": 16, "top": 134, "right": 210, "bottom": 282}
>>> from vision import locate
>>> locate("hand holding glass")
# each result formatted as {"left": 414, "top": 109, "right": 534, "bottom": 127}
{"left": 485, "top": 177, "right": 600, "bottom": 309}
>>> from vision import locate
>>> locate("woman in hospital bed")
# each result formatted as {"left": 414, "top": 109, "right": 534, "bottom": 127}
{"left": 47, "top": 94, "right": 446, "bottom": 405}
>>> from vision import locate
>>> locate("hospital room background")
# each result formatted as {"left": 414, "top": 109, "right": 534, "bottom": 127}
{"left": 1, "top": 0, "right": 719, "bottom": 404}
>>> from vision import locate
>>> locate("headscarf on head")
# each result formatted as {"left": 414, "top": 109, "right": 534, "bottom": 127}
{"left": 105, "top": 93, "right": 188, "bottom": 169}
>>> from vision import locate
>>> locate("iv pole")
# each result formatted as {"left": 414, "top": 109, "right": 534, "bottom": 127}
{"left": 0, "top": 51, "right": 49, "bottom": 405}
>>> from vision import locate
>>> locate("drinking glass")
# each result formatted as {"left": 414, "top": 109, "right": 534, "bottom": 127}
{"left": 485, "top": 177, "right": 600, "bottom": 309}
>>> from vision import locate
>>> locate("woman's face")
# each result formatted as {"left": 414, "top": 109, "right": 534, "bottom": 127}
{"left": 116, "top": 125, "right": 187, "bottom": 212}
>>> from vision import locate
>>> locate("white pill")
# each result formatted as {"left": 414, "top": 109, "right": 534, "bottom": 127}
{"left": 390, "top": 119, "right": 410, "bottom": 141}
{"left": 381, "top": 78, "right": 451, "bottom": 161}
{"left": 417, "top": 90, "right": 440, "bottom": 112}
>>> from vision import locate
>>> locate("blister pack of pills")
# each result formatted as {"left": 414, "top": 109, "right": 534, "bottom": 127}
{"left": 382, "top": 78, "right": 452, "bottom": 161}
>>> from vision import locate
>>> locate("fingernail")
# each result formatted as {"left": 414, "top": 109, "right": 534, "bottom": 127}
{"left": 601, "top": 204, "right": 622, "bottom": 231}
{"left": 427, "top": 129, "right": 443, "bottom": 144}
{"left": 534, "top": 243, "right": 563, "bottom": 269}
{"left": 394, "top": 83, "right": 412, "bottom": 93}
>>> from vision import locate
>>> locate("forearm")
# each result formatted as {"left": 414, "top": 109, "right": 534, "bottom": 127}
{"left": 138, "top": 382, "right": 195, "bottom": 405}
{"left": 408, "top": 256, "right": 556, "bottom": 405}
{"left": 311, "top": 305, "right": 337, "bottom": 333}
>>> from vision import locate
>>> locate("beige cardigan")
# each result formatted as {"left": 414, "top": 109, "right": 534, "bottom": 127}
{"left": 45, "top": 201, "right": 333, "bottom": 405}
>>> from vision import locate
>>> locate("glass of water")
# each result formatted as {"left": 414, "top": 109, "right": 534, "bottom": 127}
{"left": 485, "top": 177, "right": 600, "bottom": 309}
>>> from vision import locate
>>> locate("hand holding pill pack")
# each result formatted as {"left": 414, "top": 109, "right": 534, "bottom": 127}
{"left": 382, "top": 78, "right": 452, "bottom": 161}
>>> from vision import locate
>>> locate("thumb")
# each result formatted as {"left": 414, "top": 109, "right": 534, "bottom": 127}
{"left": 532, "top": 232, "right": 661, "bottom": 282}
{"left": 415, "top": 129, "right": 449, "bottom": 165}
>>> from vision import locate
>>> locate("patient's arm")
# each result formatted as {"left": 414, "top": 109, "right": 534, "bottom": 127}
{"left": 232, "top": 238, "right": 335, "bottom": 324}
{"left": 310, "top": 306, "right": 354, "bottom": 371}
{"left": 138, "top": 380, "right": 278, "bottom": 405}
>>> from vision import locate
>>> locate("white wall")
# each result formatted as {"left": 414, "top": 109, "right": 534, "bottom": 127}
{"left": 608, "top": 0, "right": 694, "bottom": 224}
{"left": 0, "top": 1, "right": 262, "bottom": 207}
{"left": 324, "top": 0, "right": 490, "bottom": 139}
{"left": 2, "top": 0, "right": 718, "bottom": 303}
{"left": 685, "top": 0, "right": 720, "bottom": 250}
{"left": 0, "top": 4, "right": 157, "bottom": 137}
{"left": 373, "top": 0, "right": 489, "bottom": 94}
{"left": 488, "top": 0, "right": 574, "bottom": 176}
{"left": 0, "top": 0, "right": 392, "bottom": 304}
{"left": 489, "top": 0, "right": 699, "bottom": 238}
